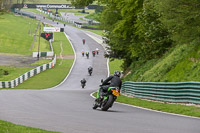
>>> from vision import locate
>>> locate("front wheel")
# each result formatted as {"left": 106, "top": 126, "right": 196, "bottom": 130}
{"left": 93, "top": 103, "right": 98, "bottom": 109}
{"left": 93, "top": 99, "right": 99, "bottom": 109}
{"left": 101, "top": 95, "right": 114, "bottom": 111}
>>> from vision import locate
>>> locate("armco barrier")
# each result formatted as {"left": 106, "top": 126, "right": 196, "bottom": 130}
{"left": 121, "top": 81, "right": 200, "bottom": 104}
{"left": 0, "top": 54, "right": 56, "bottom": 88}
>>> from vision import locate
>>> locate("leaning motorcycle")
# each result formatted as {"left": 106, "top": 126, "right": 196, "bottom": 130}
{"left": 93, "top": 86, "right": 120, "bottom": 111}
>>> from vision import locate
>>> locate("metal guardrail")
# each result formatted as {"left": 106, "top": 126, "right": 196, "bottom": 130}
{"left": 121, "top": 81, "right": 200, "bottom": 104}
{"left": 0, "top": 55, "right": 56, "bottom": 88}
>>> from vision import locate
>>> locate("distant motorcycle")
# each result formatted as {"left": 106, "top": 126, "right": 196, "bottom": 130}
{"left": 93, "top": 81, "right": 120, "bottom": 111}
{"left": 80, "top": 78, "right": 86, "bottom": 88}
{"left": 88, "top": 67, "right": 93, "bottom": 76}
{"left": 88, "top": 70, "right": 92, "bottom": 76}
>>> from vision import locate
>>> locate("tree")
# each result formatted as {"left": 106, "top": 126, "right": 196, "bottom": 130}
{"left": 134, "top": 0, "right": 172, "bottom": 60}
{"left": 67, "top": 0, "right": 95, "bottom": 8}
{"left": 156, "top": 0, "right": 200, "bottom": 44}
{"left": 101, "top": 0, "right": 144, "bottom": 68}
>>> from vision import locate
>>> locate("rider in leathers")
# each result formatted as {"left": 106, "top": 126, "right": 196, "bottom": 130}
{"left": 99, "top": 71, "right": 122, "bottom": 99}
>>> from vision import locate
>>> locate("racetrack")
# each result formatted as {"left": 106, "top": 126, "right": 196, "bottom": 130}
{"left": 0, "top": 11, "right": 200, "bottom": 133}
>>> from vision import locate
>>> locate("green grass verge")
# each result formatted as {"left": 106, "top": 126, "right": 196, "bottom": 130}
{"left": 0, "top": 66, "right": 33, "bottom": 81}
{"left": 0, "top": 120, "right": 59, "bottom": 133}
{"left": 0, "top": 13, "right": 49, "bottom": 54}
{"left": 85, "top": 12, "right": 101, "bottom": 22}
{"left": 31, "top": 59, "right": 51, "bottom": 66}
{"left": 53, "top": 33, "right": 74, "bottom": 55}
{"left": 81, "top": 28, "right": 103, "bottom": 36}
{"left": 109, "top": 59, "right": 123, "bottom": 75}
{"left": 124, "top": 43, "right": 200, "bottom": 82}
{"left": 0, "top": 13, "right": 36, "bottom": 54}
{"left": 15, "top": 59, "right": 73, "bottom": 89}
{"left": 92, "top": 92, "right": 200, "bottom": 117}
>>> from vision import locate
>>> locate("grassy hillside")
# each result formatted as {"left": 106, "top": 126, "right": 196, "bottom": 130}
{"left": 0, "top": 120, "right": 59, "bottom": 133}
{"left": 123, "top": 42, "right": 200, "bottom": 82}
{"left": 0, "top": 13, "right": 49, "bottom": 54}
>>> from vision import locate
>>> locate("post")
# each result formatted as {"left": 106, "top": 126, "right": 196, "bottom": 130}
{"left": 37, "top": 22, "right": 41, "bottom": 60}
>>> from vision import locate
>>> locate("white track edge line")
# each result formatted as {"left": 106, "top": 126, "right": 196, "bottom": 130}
{"left": 48, "top": 32, "right": 76, "bottom": 89}
{"left": 89, "top": 92, "right": 200, "bottom": 120}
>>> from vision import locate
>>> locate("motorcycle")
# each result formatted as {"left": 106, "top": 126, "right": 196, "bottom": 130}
{"left": 93, "top": 85, "right": 120, "bottom": 111}
{"left": 88, "top": 70, "right": 92, "bottom": 76}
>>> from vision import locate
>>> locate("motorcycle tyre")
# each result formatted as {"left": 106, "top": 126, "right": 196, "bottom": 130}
{"left": 93, "top": 103, "right": 98, "bottom": 110}
{"left": 101, "top": 95, "right": 114, "bottom": 111}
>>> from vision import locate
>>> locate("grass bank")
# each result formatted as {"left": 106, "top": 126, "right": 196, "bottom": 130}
{"left": 0, "top": 66, "right": 33, "bottom": 81}
{"left": 0, "top": 13, "right": 49, "bottom": 54}
{"left": 0, "top": 120, "right": 59, "bottom": 133}
{"left": 109, "top": 59, "right": 123, "bottom": 75}
{"left": 124, "top": 43, "right": 200, "bottom": 82}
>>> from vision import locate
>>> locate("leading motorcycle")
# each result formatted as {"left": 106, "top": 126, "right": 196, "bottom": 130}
{"left": 93, "top": 85, "right": 120, "bottom": 111}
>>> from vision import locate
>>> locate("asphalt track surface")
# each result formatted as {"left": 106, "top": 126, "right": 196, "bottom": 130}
{"left": 0, "top": 11, "right": 200, "bottom": 133}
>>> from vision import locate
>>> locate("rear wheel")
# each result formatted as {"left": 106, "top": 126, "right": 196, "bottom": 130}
{"left": 101, "top": 95, "right": 114, "bottom": 111}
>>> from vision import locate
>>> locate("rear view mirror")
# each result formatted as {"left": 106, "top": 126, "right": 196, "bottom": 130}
{"left": 101, "top": 79, "right": 103, "bottom": 83}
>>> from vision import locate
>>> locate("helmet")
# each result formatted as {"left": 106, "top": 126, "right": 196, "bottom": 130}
{"left": 88, "top": 66, "right": 92, "bottom": 70}
{"left": 114, "top": 70, "right": 121, "bottom": 77}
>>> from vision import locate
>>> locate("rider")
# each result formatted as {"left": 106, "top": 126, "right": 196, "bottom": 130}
{"left": 80, "top": 78, "right": 86, "bottom": 87}
{"left": 88, "top": 66, "right": 93, "bottom": 75}
{"left": 92, "top": 50, "right": 96, "bottom": 57}
{"left": 81, "top": 51, "right": 84, "bottom": 56}
{"left": 96, "top": 48, "right": 99, "bottom": 55}
{"left": 86, "top": 51, "right": 89, "bottom": 59}
{"left": 99, "top": 70, "right": 122, "bottom": 99}
{"left": 82, "top": 38, "right": 85, "bottom": 45}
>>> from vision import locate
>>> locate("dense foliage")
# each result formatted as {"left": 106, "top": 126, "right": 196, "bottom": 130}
{"left": 69, "top": 0, "right": 199, "bottom": 69}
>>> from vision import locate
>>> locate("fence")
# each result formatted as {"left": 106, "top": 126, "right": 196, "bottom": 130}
{"left": 121, "top": 81, "right": 200, "bottom": 104}
{"left": 0, "top": 55, "right": 56, "bottom": 88}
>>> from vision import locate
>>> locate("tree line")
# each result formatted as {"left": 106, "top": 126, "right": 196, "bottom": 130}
{"left": 0, "top": 0, "right": 40, "bottom": 12}
{"left": 68, "top": 0, "right": 200, "bottom": 70}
